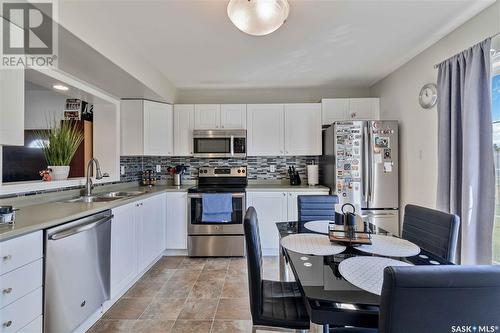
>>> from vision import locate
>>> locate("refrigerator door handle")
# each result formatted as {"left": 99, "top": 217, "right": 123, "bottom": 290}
{"left": 363, "top": 125, "right": 370, "bottom": 206}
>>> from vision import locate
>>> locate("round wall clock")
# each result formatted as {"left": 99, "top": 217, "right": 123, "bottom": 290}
{"left": 419, "top": 83, "right": 438, "bottom": 109}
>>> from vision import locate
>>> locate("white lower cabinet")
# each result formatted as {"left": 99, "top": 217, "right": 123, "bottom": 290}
{"left": 0, "top": 232, "right": 43, "bottom": 333}
{"left": 246, "top": 190, "right": 329, "bottom": 254}
{"left": 110, "top": 193, "right": 167, "bottom": 299}
{"left": 110, "top": 202, "right": 138, "bottom": 299}
{"left": 166, "top": 192, "right": 188, "bottom": 250}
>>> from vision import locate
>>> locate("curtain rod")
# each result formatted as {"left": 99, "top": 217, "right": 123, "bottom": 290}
{"left": 433, "top": 31, "right": 500, "bottom": 69}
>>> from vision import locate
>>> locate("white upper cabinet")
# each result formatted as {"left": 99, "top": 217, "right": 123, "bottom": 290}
{"left": 194, "top": 104, "right": 221, "bottom": 129}
{"left": 174, "top": 104, "right": 195, "bottom": 156}
{"left": 0, "top": 69, "right": 24, "bottom": 146}
{"left": 284, "top": 103, "right": 322, "bottom": 156}
{"left": 321, "top": 98, "right": 349, "bottom": 125}
{"left": 220, "top": 104, "right": 247, "bottom": 129}
{"left": 321, "top": 98, "right": 380, "bottom": 124}
{"left": 348, "top": 98, "right": 380, "bottom": 120}
{"left": 121, "top": 100, "right": 173, "bottom": 156}
{"left": 193, "top": 104, "right": 246, "bottom": 129}
{"left": 144, "top": 101, "right": 173, "bottom": 156}
{"left": 247, "top": 104, "right": 285, "bottom": 156}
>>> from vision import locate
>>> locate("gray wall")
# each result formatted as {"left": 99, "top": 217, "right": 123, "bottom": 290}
{"left": 369, "top": 1, "right": 500, "bottom": 213}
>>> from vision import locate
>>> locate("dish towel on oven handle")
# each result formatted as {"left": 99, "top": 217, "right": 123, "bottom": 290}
{"left": 202, "top": 193, "right": 233, "bottom": 222}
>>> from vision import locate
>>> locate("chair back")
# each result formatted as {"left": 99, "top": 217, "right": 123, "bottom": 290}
{"left": 380, "top": 265, "right": 500, "bottom": 333}
{"left": 402, "top": 204, "right": 460, "bottom": 262}
{"left": 244, "top": 207, "right": 263, "bottom": 319}
{"left": 297, "top": 195, "right": 339, "bottom": 222}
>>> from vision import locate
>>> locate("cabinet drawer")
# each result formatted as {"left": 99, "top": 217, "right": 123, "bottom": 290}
{"left": 16, "top": 316, "right": 41, "bottom": 333}
{"left": 0, "top": 260, "right": 42, "bottom": 309}
{"left": 0, "top": 287, "right": 42, "bottom": 333}
{"left": 0, "top": 232, "right": 42, "bottom": 275}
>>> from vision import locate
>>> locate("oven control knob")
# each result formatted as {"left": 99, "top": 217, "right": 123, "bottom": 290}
{"left": 237, "top": 170, "right": 241, "bottom": 173}
{"left": 242, "top": 169, "right": 245, "bottom": 173}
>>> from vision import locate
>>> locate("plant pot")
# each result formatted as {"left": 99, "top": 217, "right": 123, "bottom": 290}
{"left": 49, "top": 166, "right": 70, "bottom": 180}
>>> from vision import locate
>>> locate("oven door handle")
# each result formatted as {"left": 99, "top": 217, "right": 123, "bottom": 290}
{"left": 230, "top": 135, "right": 234, "bottom": 156}
{"left": 188, "top": 193, "right": 246, "bottom": 198}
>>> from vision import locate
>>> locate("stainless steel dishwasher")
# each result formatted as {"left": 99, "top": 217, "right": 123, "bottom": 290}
{"left": 44, "top": 210, "right": 112, "bottom": 333}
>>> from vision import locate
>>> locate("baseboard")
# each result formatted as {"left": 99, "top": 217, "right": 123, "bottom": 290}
{"left": 164, "top": 249, "right": 188, "bottom": 256}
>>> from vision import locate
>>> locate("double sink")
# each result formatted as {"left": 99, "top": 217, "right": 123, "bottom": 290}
{"left": 64, "top": 191, "right": 146, "bottom": 203}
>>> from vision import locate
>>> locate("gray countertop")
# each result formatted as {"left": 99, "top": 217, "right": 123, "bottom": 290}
{"left": 246, "top": 184, "right": 330, "bottom": 192}
{"left": 0, "top": 184, "right": 191, "bottom": 242}
{"left": 0, "top": 182, "right": 330, "bottom": 242}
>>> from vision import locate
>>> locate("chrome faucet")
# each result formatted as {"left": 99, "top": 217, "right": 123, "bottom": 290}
{"left": 84, "top": 158, "right": 107, "bottom": 197}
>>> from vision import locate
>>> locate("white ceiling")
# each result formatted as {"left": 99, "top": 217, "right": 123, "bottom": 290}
{"left": 58, "top": 0, "right": 494, "bottom": 91}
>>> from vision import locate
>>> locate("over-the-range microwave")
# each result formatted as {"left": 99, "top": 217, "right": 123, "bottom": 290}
{"left": 193, "top": 129, "right": 246, "bottom": 158}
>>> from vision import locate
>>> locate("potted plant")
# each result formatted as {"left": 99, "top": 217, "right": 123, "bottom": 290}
{"left": 38, "top": 120, "right": 84, "bottom": 181}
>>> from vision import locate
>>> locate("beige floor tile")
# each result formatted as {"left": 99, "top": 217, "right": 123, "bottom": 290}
{"left": 170, "top": 320, "right": 212, "bottom": 333}
{"left": 158, "top": 256, "right": 185, "bottom": 269}
{"left": 132, "top": 319, "right": 175, "bottom": 333}
{"left": 140, "top": 299, "right": 186, "bottom": 320}
{"left": 262, "top": 269, "right": 280, "bottom": 281}
{"left": 178, "top": 299, "right": 219, "bottom": 320}
{"left": 104, "top": 297, "right": 152, "bottom": 320}
{"left": 169, "top": 269, "right": 202, "bottom": 282}
{"left": 210, "top": 320, "right": 253, "bottom": 333}
{"left": 125, "top": 281, "right": 165, "bottom": 298}
{"left": 204, "top": 258, "right": 230, "bottom": 270}
{"left": 227, "top": 258, "right": 248, "bottom": 277}
{"left": 189, "top": 279, "right": 224, "bottom": 299}
{"left": 178, "top": 258, "right": 207, "bottom": 270}
{"left": 215, "top": 298, "right": 252, "bottom": 320}
{"left": 88, "top": 319, "right": 136, "bottom": 333}
{"left": 222, "top": 276, "right": 249, "bottom": 299}
{"left": 198, "top": 269, "right": 227, "bottom": 281}
{"left": 157, "top": 279, "right": 196, "bottom": 299}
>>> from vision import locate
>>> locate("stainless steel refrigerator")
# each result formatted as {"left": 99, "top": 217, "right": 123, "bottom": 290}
{"left": 320, "top": 120, "right": 400, "bottom": 235}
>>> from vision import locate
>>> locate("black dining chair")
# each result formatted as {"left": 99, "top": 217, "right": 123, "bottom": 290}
{"left": 297, "top": 195, "right": 339, "bottom": 222}
{"left": 244, "top": 207, "right": 310, "bottom": 332}
{"left": 402, "top": 204, "right": 460, "bottom": 262}
{"left": 331, "top": 265, "right": 500, "bottom": 333}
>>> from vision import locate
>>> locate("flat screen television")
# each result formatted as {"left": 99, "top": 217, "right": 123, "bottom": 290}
{"left": 2, "top": 130, "right": 48, "bottom": 183}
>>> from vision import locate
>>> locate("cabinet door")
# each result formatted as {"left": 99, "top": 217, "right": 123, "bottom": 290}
{"left": 321, "top": 99, "right": 349, "bottom": 125}
{"left": 247, "top": 192, "right": 287, "bottom": 252}
{"left": 247, "top": 104, "right": 285, "bottom": 156}
{"left": 174, "top": 105, "right": 195, "bottom": 156}
{"left": 284, "top": 103, "right": 322, "bottom": 156}
{"left": 110, "top": 202, "right": 137, "bottom": 298}
{"left": 220, "top": 104, "right": 246, "bottom": 129}
{"left": 141, "top": 194, "right": 166, "bottom": 267}
{"left": 348, "top": 98, "right": 379, "bottom": 120}
{"left": 287, "top": 191, "right": 330, "bottom": 222}
{"left": 120, "top": 100, "right": 144, "bottom": 155}
{"left": 166, "top": 192, "right": 188, "bottom": 250}
{"left": 194, "top": 104, "right": 221, "bottom": 129}
{"left": 0, "top": 69, "right": 24, "bottom": 146}
{"left": 144, "top": 101, "right": 173, "bottom": 156}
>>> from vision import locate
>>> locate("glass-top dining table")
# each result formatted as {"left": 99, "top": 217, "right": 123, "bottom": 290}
{"left": 275, "top": 220, "right": 453, "bottom": 332}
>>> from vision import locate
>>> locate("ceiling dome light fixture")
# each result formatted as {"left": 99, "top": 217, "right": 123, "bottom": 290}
{"left": 227, "top": 0, "right": 290, "bottom": 36}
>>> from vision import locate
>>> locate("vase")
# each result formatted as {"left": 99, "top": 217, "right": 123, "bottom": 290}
{"left": 49, "top": 166, "right": 70, "bottom": 180}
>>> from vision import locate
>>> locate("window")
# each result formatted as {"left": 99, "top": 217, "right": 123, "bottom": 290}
{"left": 492, "top": 49, "right": 500, "bottom": 264}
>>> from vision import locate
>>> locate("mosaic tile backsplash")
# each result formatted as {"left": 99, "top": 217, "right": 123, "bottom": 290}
{"left": 120, "top": 156, "right": 320, "bottom": 183}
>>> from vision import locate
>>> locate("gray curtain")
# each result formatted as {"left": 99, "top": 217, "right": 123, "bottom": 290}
{"left": 436, "top": 38, "right": 494, "bottom": 264}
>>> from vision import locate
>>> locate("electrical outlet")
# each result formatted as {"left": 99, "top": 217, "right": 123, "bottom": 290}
{"left": 156, "top": 165, "right": 162, "bottom": 173}
{"left": 270, "top": 165, "right": 276, "bottom": 173}
{"left": 120, "top": 165, "right": 125, "bottom": 175}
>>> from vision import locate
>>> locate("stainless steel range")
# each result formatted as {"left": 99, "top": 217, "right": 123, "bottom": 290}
{"left": 188, "top": 166, "right": 247, "bottom": 257}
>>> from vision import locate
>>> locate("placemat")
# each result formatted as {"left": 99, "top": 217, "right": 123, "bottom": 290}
{"left": 356, "top": 235, "right": 420, "bottom": 257}
{"left": 303, "top": 220, "right": 334, "bottom": 234}
{"left": 339, "top": 256, "right": 413, "bottom": 295}
{"left": 281, "top": 233, "right": 346, "bottom": 256}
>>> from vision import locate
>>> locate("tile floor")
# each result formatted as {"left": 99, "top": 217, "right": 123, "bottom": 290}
{"left": 88, "top": 256, "right": 286, "bottom": 333}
